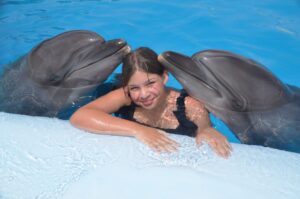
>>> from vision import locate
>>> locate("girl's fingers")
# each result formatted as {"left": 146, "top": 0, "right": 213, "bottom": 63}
{"left": 221, "top": 139, "right": 233, "bottom": 153}
{"left": 161, "top": 136, "right": 180, "bottom": 148}
{"left": 154, "top": 142, "right": 174, "bottom": 153}
{"left": 148, "top": 142, "right": 162, "bottom": 152}
{"left": 224, "top": 143, "right": 233, "bottom": 152}
{"left": 145, "top": 137, "right": 177, "bottom": 153}
{"left": 156, "top": 138, "right": 179, "bottom": 152}
{"left": 156, "top": 130, "right": 176, "bottom": 142}
{"left": 207, "top": 139, "right": 232, "bottom": 158}
{"left": 196, "top": 136, "right": 204, "bottom": 145}
{"left": 218, "top": 142, "right": 232, "bottom": 158}
{"left": 227, "top": 142, "right": 233, "bottom": 151}
{"left": 156, "top": 131, "right": 180, "bottom": 148}
{"left": 162, "top": 141, "right": 179, "bottom": 152}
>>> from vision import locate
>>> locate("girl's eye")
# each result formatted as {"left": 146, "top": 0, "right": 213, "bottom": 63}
{"left": 146, "top": 81, "right": 155, "bottom": 86}
{"left": 129, "top": 87, "right": 139, "bottom": 91}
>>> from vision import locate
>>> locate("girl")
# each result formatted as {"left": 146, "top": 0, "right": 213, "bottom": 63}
{"left": 70, "top": 47, "right": 232, "bottom": 158}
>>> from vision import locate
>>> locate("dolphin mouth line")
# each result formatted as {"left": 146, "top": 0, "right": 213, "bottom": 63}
{"left": 111, "top": 44, "right": 131, "bottom": 58}
{"left": 92, "top": 44, "right": 130, "bottom": 65}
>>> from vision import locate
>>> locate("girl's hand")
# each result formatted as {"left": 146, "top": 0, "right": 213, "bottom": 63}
{"left": 134, "top": 128, "right": 180, "bottom": 153}
{"left": 196, "top": 127, "right": 232, "bottom": 158}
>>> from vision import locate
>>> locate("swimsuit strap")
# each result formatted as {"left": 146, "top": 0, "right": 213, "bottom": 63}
{"left": 173, "top": 89, "right": 189, "bottom": 121}
{"left": 176, "top": 90, "right": 188, "bottom": 112}
{"left": 172, "top": 90, "right": 198, "bottom": 136}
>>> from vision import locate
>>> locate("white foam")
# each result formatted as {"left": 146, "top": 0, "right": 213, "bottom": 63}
{"left": 0, "top": 112, "right": 299, "bottom": 199}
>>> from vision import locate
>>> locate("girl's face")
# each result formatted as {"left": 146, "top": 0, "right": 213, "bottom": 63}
{"left": 126, "top": 70, "right": 168, "bottom": 110}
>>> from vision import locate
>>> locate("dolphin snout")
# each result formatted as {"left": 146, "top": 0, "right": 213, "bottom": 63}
{"left": 104, "top": 39, "right": 131, "bottom": 55}
{"left": 160, "top": 51, "right": 172, "bottom": 58}
{"left": 158, "top": 51, "right": 198, "bottom": 74}
{"left": 116, "top": 39, "right": 127, "bottom": 46}
{"left": 107, "top": 39, "right": 127, "bottom": 47}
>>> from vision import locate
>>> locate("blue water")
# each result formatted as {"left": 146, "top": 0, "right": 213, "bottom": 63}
{"left": 1, "top": 0, "right": 300, "bottom": 143}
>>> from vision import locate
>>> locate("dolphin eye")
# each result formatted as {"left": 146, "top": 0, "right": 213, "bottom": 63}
{"left": 48, "top": 75, "right": 62, "bottom": 84}
{"left": 231, "top": 98, "right": 247, "bottom": 111}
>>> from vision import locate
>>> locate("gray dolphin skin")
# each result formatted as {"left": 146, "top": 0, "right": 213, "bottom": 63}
{"left": 158, "top": 50, "right": 300, "bottom": 153}
{"left": 0, "top": 30, "right": 131, "bottom": 118}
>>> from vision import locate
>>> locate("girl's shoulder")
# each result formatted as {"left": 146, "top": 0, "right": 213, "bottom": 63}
{"left": 167, "top": 87, "right": 181, "bottom": 97}
{"left": 108, "top": 88, "right": 132, "bottom": 105}
{"left": 168, "top": 88, "right": 195, "bottom": 103}
{"left": 184, "top": 94, "right": 205, "bottom": 107}
{"left": 168, "top": 88, "right": 205, "bottom": 110}
{"left": 183, "top": 92, "right": 207, "bottom": 117}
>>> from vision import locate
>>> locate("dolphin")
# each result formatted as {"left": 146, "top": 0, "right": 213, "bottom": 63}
{"left": 0, "top": 30, "right": 131, "bottom": 118}
{"left": 158, "top": 50, "right": 300, "bottom": 153}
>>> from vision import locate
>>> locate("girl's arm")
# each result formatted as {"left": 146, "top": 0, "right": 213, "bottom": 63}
{"left": 70, "top": 88, "right": 179, "bottom": 152}
{"left": 184, "top": 96, "right": 232, "bottom": 158}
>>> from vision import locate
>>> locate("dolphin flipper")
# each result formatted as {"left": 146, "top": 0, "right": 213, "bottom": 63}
{"left": 158, "top": 50, "right": 300, "bottom": 153}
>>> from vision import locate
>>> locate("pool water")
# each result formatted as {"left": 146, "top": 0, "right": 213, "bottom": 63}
{"left": 0, "top": 0, "right": 300, "bottom": 143}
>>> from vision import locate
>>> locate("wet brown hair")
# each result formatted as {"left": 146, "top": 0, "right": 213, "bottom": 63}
{"left": 119, "top": 47, "right": 165, "bottom": 87}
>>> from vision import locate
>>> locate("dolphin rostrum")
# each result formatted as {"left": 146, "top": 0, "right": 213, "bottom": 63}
{"left": 158, "top": 50, "right": 300, "bottom": 153}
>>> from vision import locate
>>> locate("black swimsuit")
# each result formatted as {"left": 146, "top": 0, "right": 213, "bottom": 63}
{"left": 115, "top": 90, "right": 198, "bottom": 137}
